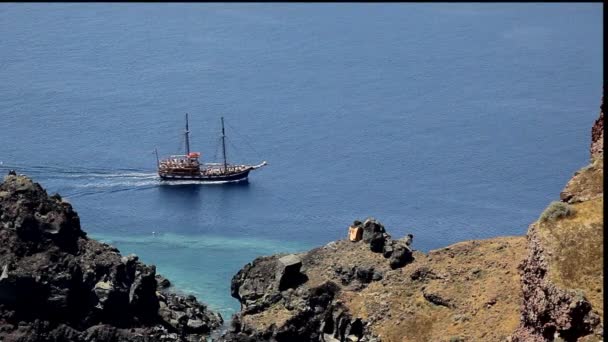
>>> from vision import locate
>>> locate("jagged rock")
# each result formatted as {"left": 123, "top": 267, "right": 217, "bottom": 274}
{"left": 334, "top": 265, "right": 382, "bottom": 287}
{"left": 410, "top": 266, "right": 440, "bottom": 281}
{"left": 403, "top": 234, "right": 413, "bottom": 247}
{"left": 511, "top": 224, "right": 601, "bottom": 341}
{"left": 0, "top": 174, "right": 222, "bottom": 341}
{"left": 590, "top": 93, "right": 603, "bottom": 159}
{"left": 368, "top": 235, "right": 385, "bottom": 253}
{"left": 277, "top": 254, "right": 307, "bottom": 291}
{"left": 389, "top": 243, "right": 413, "bottom": 269}
{"left": 156, "top": 274, "right": 171, "bottom": 289}
{"left": 423, "top": 291, "right": 453, "bottom": 308}
{"left": 361, "top": 218, "right": 387, "bottom": 253}
{"left": 186, "top": 318, "right": 205, "bottom": 333}
{"left": 361, "top": 218, "right": 384, "bottom": 242}
{"left": 231, "top": 255, "right": 283, "bottom": 313}
{"left": 512, "top": 96, "right": 604, "bottom": 342}
{"left": 382, "top": 244, "right": 393, "bottom": 258}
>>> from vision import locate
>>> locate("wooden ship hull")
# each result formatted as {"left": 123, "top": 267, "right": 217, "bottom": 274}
{"left": 156, "top": 115, "right": 266, "bottom": 183}
{"left": 159, "top": 169, "right": 250, "bottom": 182}
{"left": 158, "top": 162, "right": 266, "bottom": 182}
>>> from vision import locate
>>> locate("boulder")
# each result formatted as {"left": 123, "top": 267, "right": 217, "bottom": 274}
{"left": 128, "top": 263, "right": 159, "bottom": 323}
{"left": 276, "top": 254, "right": 307, "bottom": 291}
{"left": 231, "top": 255, "right": 284, "bottom": 312}
{"left": 368, "top": 234, "right": 386, "bottom": 253}
{"left": 155, "top": 274, "right": 171, "bottom": 289}
{"left": 186, "top": 318, "right": 206, "bottom": 333}
{"left": 389, "top": 243, "right": 413, "bottom": 269}
{"left": 382, "top": 244, "right": 393, "bottom": 258}
{"left": 361, "top": 218, "right": 385, "bottom": 243}
{"left": 423, "top": 291, "right": 453, "bottom": 308}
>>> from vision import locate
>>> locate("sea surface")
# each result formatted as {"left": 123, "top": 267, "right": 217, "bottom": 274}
{"left": 0, "top": 3, "right": 602, "bottom": 319}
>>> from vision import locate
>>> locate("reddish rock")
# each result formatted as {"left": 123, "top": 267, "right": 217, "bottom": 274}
{"left": 511, "top": 225, "right": 600, "bottom": 342}
{"left": 590, "top": 93, "right": 603, "bottom": 159}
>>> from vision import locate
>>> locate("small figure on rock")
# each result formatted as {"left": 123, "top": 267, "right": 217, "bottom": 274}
{"left": 8, "top": 170, "right": 16, "bottom": 176}
{"left": 404, "top": 234, "right": 413, "bottom": 247}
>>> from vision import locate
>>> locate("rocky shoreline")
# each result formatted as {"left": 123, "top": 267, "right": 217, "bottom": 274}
{"left": 0, "top": 175, "right": 222, "bottom": 341}
{"left": 219, "top": 218, "right": 419, "bottom": 341}
{"left": 0, "top": 96, "right": 603, "bottom": 341}
{"left": 218, "top": 95, "right": 604, "bottom": 341}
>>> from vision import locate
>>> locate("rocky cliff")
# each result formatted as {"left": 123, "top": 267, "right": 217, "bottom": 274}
{"left": 0, "top": 175, "right": 222, "bottom": 341}
{"left": 221, "top": 95, "right": 604, "bottom": 342}
{"left": 1, "top": 97, "right": 602, "bottom": 342}
{"left": 590, "top": 94, "right": 604, "bottom": 160}
{"left": 221, "top": 221, "right": 527, "bottom": 342}
{"left": 512, "top": 96, "right": 604, "bottom": 342}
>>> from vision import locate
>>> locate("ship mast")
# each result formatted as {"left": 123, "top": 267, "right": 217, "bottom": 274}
{"left": 221, "top": 117, "right": 228, "bottom": 173}
{"left": 184, "top": 113, "right": 190, "bottom": 155}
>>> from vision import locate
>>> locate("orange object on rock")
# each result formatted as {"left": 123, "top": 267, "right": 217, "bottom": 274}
{"left": 348, "top": 226, "right": 363, "bottom": 242}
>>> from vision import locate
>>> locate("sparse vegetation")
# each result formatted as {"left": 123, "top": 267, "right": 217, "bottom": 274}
{"left": 398, "top": 313, "right": 436, "bottom": 342}
{"left": 343, "top": 237, "right": 526, "bottom": 342}
{"left": 539, "top": 201, "right": 575, "bottom": 223}
{"left": 540, "top": 197, "right": 604, "bottom": 318}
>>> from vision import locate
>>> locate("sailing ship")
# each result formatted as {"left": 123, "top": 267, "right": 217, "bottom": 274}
{"left": 155, "top": 114, "right": 267, "bottom": 182}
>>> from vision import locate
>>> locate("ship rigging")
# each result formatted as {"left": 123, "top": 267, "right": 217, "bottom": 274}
{"left": 155, "top": 114, "right": 266, "bottom": 182}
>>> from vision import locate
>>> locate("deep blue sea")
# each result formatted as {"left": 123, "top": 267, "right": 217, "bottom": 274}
{"left": 0, "top": 3, "right": 603, "bottom": 319}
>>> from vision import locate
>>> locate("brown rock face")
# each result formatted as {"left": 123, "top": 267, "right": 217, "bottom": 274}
{"left": 511, "top": 225, "right": 601, "bottom": 342}
{"left": 590, "top": 94, "right": 603, "bottom": 159}
{"left": 513, "top": 93, "right": 604, "bottom": 342}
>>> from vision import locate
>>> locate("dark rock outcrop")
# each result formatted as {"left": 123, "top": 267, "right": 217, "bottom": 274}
{"left": 354, "top": 218, "right": 414, "bottom": 270}
{"left": 230, "top": 255, "right": 285, "bottom": 315}
{"left": 334, "top": 265, "right": 382, "bottom": 286}
{"left": 0, "top": 174, "right": 222, "bottom": 341}
{"left": 223, "top": 220, "right": 410, "bottom": 341}
{"left": 277, "top": 254, "right": 307, "bottom": 291}
{"left": 359, "top": 219, "right": 387, "bottom": 253}
{"left": 156, "top": 274, "right": 171, "bottom": 289}
{"left": 422, "top": 290, "right": 453, "bottom": 308}
{"left": 385, "top": 237, "right": 413, "bottom": 270}
{"left": 590, "top": 93, "right": 603, "bottom": 159}
{"left": 224, "top": 275, "right": 377, "bottom": 342}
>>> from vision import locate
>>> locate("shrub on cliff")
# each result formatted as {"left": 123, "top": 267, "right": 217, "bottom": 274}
{"left": 539, "top": 201, "right": 575, "bottom": 223}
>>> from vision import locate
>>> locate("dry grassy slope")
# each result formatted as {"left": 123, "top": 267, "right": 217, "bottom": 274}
{"left": 541, "top": 155, "right": 604, "bottom": 321}
{"left": 342, "top": 237, "right": 526, "bottom": 342}
{"left": 236, "top": 155, "right": 601, "bottom": 341}
{"left": 560, "top": 156, "right": 604, "bottom": 204}
{"left": 239, "top": 236, "right": 527, "bottom": 342}
{"left": 237, "top": 160, "right": 602, "bottom": 342}
{"left": 239, "top": 239, "right": 396, "bottom": 332}
{"left": 513, "top": 101, "right": 603, "bottom": 342}
{"left": 234, "top": 96, "right": 603, "bottom": 342}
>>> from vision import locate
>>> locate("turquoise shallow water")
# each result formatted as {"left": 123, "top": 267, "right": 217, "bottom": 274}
{"left": 91, "top": 232, "right": 312, "bottom": 318}
{"left": 0, "top": 3, "right": 603, "bottom": 318}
